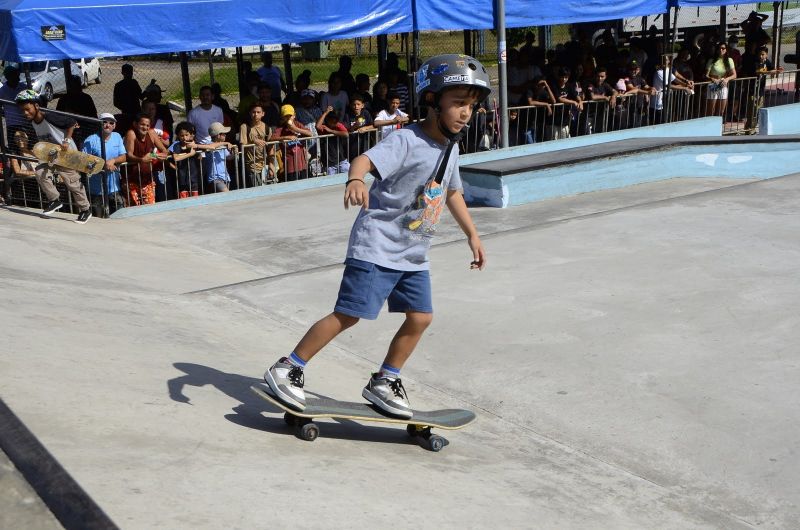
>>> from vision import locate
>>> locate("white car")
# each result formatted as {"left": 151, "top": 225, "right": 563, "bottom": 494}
{"left": 74, "top": 58, "right": 101, "bottom": 87}
{"left": 1, "top": 60, "right": 81, "bottom": 101}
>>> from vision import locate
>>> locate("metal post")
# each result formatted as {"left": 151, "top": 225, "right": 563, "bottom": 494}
{"left": 412, "top": 31, "right": 420, "bottom": 118}
{"left": 464, "top": 30, "right": 472, "bottom": 56}
{"left": 719, "top": 6, "right": 727, "bottom": 41}
{"left": 775, "top": 1, "right": 785, "bottom": 68}
{"left": 663, "top": 8, "right": 672, "bottom": 123}
{"left": 23, "top": 63, "right": 32, "bottom": 88}
{"left": 179, "top": 52, "right": 193, "bottom": 112}
{"left": 772, "top": 2, "right": 780, "bottom": 66}
{"left": 495, "top": 0, "right": 509, "bottom": 148}
{"left": 207, "top": 51, "right": 215, "bottom": 85}
{"left": 377, "top": 34, "right": 388, "bottom": 75}
{"left": 235, "top": 47, "right": 245, "bottom": 98}
{"left": 282, "top": 44, "right": 294, "bottom": 99}
{"left": 62, "top": 59, "right": 71, "bottom": 91}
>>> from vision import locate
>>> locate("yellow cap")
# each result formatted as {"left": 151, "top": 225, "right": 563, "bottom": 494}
{"left": 280, "top": 104, "right": 295, "bottom": 117}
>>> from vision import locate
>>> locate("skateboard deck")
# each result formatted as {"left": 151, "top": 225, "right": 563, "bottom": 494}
{"left": 33, "top": 141, "right": 104, "bottom": 176}
{"left": 251, "top": 383, "right": 475, "bottom": 451}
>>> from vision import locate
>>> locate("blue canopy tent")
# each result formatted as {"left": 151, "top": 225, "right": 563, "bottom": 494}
{"left": 0, "top": 0, "right": 413, "bottom": 62}
{"left": 412, "top": 0, "right": 670, "bottom": 31}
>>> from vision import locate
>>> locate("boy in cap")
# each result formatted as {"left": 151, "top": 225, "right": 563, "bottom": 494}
{"left": 81, "top": 112, "right": 128, "bottom": 216}
{"left": 15, "top": 89, "right": 92, "bottom": 223}
{"left": 200, "top": 122, "right": 237, "bottom": 192}
{"left": 262, "top": 54, "right": 488, "bottom": 418}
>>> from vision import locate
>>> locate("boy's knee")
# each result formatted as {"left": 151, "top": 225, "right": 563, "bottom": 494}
{"left": 407, "top": 312, "right": 433, "bottom": 329}
{"left": 333, "top": 312, "right": 359, "bottom": 329}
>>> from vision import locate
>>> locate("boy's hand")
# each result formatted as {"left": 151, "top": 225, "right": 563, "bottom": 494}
{"left": 344, "top": 180, "right": 369, "bottom": 210}
{"left": 468, "top": 235, "right": 486, "bottom": 270}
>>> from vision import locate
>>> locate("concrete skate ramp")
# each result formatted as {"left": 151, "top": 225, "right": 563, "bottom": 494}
{"left": 1, "top": 173, "right": 799, "bottom": 528}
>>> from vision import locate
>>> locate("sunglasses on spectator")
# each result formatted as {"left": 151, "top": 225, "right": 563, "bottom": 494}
{"left": 102, "top": 120, "right": 115, "bottom": 125}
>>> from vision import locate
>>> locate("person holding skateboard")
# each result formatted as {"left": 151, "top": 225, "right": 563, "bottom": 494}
{"left": 264, "top": 54, "right": 490, "bottom": 419}
{"left": 15, "top": 89, "right": 92, "bottom": 223}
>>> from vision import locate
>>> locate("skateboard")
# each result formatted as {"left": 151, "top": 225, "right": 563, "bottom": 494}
{"left": 32, "top": 141, "right": 104, "bottom": 176}
{"left": 250, "top": 383, "right": 476, "bottom": 452}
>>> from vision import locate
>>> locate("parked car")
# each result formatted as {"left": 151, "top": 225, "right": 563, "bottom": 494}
{"left": 74, "top": 58, "right": 101, "bottom": 87}
{"left": 0, "top": 60, "right": 81, "bottom": 101}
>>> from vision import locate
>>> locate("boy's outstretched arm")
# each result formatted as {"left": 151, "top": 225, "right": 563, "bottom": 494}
{"left": 343, "top": 154, "right": 373, "bottom": 210}
{"left": 447, "top": 189, "right": 486, "bottom": 270}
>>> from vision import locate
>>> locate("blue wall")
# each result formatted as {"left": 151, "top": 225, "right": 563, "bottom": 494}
{"left": 758, "top": 103, "right": 800, "bottom": 136}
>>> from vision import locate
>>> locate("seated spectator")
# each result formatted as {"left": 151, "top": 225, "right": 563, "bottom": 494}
{"left": 342, "top": 94, "right": 373, "bottom": 158}
{"left": 239, "top": 102, "right": 274, "bottom": 187}
{"left": 124, "top": 112, "right": 169, "bottom": 206}
{"left": 315, "top": 106, "right": 350, "bottom": 174}
{"left": 321, "top": 72, "right": 349, "bottom": 121}
{"left": 371, "top": 80, "right": 390, "bottom": 115}
{"left": 9, "top": 130, "right": 36, "bottom": 178}
{"left": 113, "top": 63, "right": 142, "bottom": 117}
{"left": 169, "top": 121, "right": 202, "bottom": 197}
{"left": 200, "top": 122, "right": 237, "bottom": 193}
{"left": 187, "top": 85, "right": 223, "bottom": 144}
{"left": 373, "top": 92, "right": 409, "bottom": 140}
{"left": 271, "top": 104, "right": 313, "bottom": 181}
{"left": 81, "top": 113, "right": 127, "bottom": 217}
{"left": 142, "top": 79, "right": 174, "bottom": 140}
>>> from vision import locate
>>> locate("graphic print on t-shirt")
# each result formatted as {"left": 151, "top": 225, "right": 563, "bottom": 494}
{"left": 404, "top": 178, "right": 445, "bottom": 238}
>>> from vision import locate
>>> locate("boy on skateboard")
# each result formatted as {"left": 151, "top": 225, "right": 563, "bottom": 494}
{"left": 15, "top": 89, "right": 92, "bottom": 223}
{"left": 264, "top": 55, "right": 491, "bottom": 419}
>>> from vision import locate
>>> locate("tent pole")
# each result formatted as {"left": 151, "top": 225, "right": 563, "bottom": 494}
{"left": 772, "top": 2, "right": 781, "bottom": 66}
{"left": 236, "top": 47, "right": 245, "bottom": 98}
{"left": 180, "top": 52, "right": 192, "bottom": 113}
{"left": 495, "top": 0, "right": 509, "bottom": 149}
{"left": 776, "top": 1, "right": 785, "bottom": 69}
{"left": 62, "top": 59, "right": 71, "bottom": 92}
{"left": 282, "top": 44, "right": 294, "bottom": 100}
{"left": 208, "top": 51, "right": 215, "bottom": 85}
{"left": 719, "top": 6, "right": 727, "bottom": 41}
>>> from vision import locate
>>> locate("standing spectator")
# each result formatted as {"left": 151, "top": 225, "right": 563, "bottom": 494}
{"left": 200, "top": 122, "right": 237, "bottom": 193}
{"left": 315, "top": 106, "right": 350, "bottom": 175}
{"left": 583, "top": 68, "right": 618, "bottom": 133}
{"left": 519, "top": 31, "right": 546, "bottom": 70}
{"left": 343, "top": 94, "right": 374, "bottom": 158}
{"left": 113, "top": 63, "right": 142, "bottom": 117}
{"left": 594, "top": 30, "right": 619, "bottom": 73}
{"left": 56, "top": 75, "right": 98, "bottom": 119}
{"left": 373, "top": 92, "right": 409, "bottom": 140}
{"left": 704, "top": 41, "right": 736, "bottom": 118}
{"left": 210, "top": 82, "right": 232, "bottom": 115}
{"left": 124, "top": 113, "right": 169, "bottom": 206}
{"left": 296, "top": 89, "right": 323, "bottom": 130}
{"left": 0, "top": 65, "right": 29, "bottom": 135}
{"left": 236, "top": 72, "right": 262, "bottom": 124}
{"left": 142, "top": 80, "right": 174, "bottom": 140}
{"left": 525, "top": 77, "right": 556, "bottom": 143}
{"left": 385, "top": 69, "right": 410, "bottom": 113}
{"left": 741, "top": 11, "right": 771, "bottom": 50}
{"left": 239, "top": 102, "right": 273, "bottom": 187}
{"left": 187, "top": 85, "right": 223, "bottom": 144}
{"left": 622, "top": 61, "right": 656, "bottom": 127}
{"left": 354, "top": 73, "right": 373, "bottom": 111}
{"left": 727, "top": 36, "right": 743, "bottom": 71}
{"left": 257, "top": 51, "right": 286, "bottom": 101}
{"left": 371, "top": 80, "right": 390, "bottom": 115}
{"left": 169, "top": 121, "right": 202, "bottom": 198}
{"left": 649, "top": 57, "right": 693, "bottom": 125}
{"left": 336, "top": 55, "right": 357, "bottom": 96}
{"left": 81, "top": 113, "right": 127, "bottom": 217}
{"left": 271, "top": 104, "right": 313, "bottom": 181}
{"left": 14, "top": 89, "right": 92, "bottom": 222}
{"left": 548, "top": 67, "right": 582, "bottom": 140}
{"left": 321, "top": 72, "right": 349, "bottom": 121}
{"left": 256, "top": 83, "right": 280, "bottom": 127}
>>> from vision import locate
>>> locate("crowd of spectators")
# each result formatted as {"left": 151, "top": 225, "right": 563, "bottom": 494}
{"left": 0, "top": 15, "right": 791, "bottom": 211}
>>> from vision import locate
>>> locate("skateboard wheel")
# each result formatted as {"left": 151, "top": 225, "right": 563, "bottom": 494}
{"left": 299, "top": 422, "right": 319, "bottom": 442}
{"left": 428, "top": 435, "right": 445, "bottom": 452}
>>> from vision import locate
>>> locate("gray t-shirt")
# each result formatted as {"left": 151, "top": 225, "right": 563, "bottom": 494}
{"left": 346, "top": 123, "right": 462, "bottom": 271}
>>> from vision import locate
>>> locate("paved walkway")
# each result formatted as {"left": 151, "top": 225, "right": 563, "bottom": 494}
{"left": 1, "top": 174, "right": 798, "bottom": 528}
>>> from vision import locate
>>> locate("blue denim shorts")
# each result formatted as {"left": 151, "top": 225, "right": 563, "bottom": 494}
{"left": 334, "top": 258, "right": 433, "bottom": 320}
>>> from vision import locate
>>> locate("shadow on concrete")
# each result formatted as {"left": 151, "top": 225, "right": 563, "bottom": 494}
{"left": 166, "top": 362, "right": 418, "bottom": 447}
{"left": 1, "top": 205, "right": 74, "bottom": 221}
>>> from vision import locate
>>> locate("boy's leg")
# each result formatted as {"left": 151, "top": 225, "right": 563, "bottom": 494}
{"left": 57, "top": 167, "right": 90, "bottom": 214}
{"left": 34, "top": 164, "right": 64, "bottom": 214}
{"left": 263, "top": 311, "right": 358, "bottom": 410}
{"left": 383, "top": 311, "right": 433, "bottom": 370}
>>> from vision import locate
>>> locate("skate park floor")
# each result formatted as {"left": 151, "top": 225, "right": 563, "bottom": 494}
{"left": 1, "top": 173, "right": 799, "bottom": 528}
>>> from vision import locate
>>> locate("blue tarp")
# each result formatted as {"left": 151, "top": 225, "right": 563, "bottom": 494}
{"left": 0, "top": 0, "right": 413, "bottom": 62}
{"left": 413, "top": 0, "right": 669, "bottom": 31}
{"left": 669, "top": 1, "right": 746, "bottom": 6}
